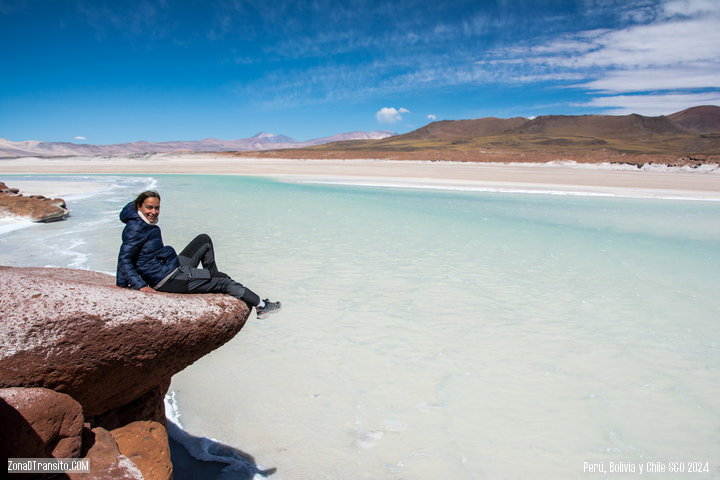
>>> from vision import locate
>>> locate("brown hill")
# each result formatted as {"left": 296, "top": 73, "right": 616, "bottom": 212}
{"left": 231, "top": 106, "right": 720, "bottom": 165}
{"left": 399, "top": 117, "right": 528, "bottom": 140}
{"left": 508, "top": 113, "right": 686, "bottom": 138}
{"left": 668, "top": 105, "right": 720, "bottom": 133}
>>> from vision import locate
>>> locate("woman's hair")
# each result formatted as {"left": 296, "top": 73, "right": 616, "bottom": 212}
{"left": 134, "top": 190, "right": 161, "bottom": 209}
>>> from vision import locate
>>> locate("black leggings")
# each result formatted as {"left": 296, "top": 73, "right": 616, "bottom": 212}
{"left": 158, "top": 234, "right": 261, "bottom": 307}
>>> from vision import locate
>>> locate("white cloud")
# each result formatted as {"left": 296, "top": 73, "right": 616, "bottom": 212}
{"left": 581, "top": 66, "right": 720, "bottom": 93}
{"left": 570, "top": 18, "right": 720, "bottom": 70}
{"left": 504, "top": 16, "right": 720, "bottom": 74}
{"left": 579, "top": 92, "right": 720, "bottom": 116}
{"left": 427, "top": 114, "right": 437, "bottom": 120}
{"left": 75, "top": 136, "right": 86, "bottom": 140}
{"left": 662, "top": 0, "right": 719, "bottom": 19}
{"left": 486, "top": 1, "right": 720, "bottom": 113}
{"left": 376, "top": 107, "right": 410, "bottom": 123}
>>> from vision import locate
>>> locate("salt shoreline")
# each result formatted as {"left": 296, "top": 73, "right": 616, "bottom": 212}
{"left": 1, "top": 153, "right": 720, "bottom": 201}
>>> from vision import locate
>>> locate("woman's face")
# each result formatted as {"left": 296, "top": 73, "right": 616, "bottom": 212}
{"left": 140, "top": 197, "right": 160, "bottom": 223}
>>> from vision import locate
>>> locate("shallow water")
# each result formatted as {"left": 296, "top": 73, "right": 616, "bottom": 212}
{"left": 1, "top": 173, "right": 719, "bottom": 479}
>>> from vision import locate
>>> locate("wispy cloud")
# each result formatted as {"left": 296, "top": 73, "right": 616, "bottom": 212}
{"left": 581, "top": 67, "right": 720, "bottom": 94}
{"left": 489, "top": 0, "right": 720, "bottom": 113}
{"left": 74, "top": 0, "right": 169, "bottom": 40}
{"left": 579, "top": 92, "right": 720, "bottom": 115}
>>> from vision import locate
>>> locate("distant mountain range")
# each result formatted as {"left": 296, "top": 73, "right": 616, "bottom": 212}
{"left": 3, "top": 106, "right": 719, "bottom": 161}
{"left": 0, "top": 130, "right": 395, "bottom": 158}
{"left": 299, "top": 106, "right": 720, "bottom": 157}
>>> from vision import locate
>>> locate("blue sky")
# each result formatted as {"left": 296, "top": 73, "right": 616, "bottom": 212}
{"left": 1, "top": 0, "right": 719, "bottom": 144}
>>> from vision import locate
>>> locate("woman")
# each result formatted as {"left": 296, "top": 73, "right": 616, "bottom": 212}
{"left": 116, "top": 190, "right": 281, "bottom": 318}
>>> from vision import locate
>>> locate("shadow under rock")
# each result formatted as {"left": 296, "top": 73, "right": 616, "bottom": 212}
{"left": 167, "top": 419, "right": 276, "bottom": 480}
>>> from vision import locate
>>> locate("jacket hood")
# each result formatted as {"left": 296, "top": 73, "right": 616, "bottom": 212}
{"left": 119, "top": 202, "right": 140, "bottom": 224}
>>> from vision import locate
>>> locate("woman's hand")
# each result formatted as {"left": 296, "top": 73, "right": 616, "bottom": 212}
{"left": 140, "top": 286, "right": 157, "bottom": 293}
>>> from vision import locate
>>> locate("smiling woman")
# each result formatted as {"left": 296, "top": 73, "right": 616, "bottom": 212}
{"left": 115, "top": 189, "right": 282, "bottom": 318}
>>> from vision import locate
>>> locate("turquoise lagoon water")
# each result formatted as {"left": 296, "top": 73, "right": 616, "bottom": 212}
{"left": 1, "top": 173, "right": 719, "bottom": 479}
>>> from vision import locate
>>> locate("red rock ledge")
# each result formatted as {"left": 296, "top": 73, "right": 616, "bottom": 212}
{"left": 0, "top": 266, "right": 252, "bottom": 479}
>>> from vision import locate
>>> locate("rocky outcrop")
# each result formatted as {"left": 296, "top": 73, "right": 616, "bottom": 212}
{"left": 0, "top": 266, "right": 252, "bottom": 478}
{"left": 68, "top": 427, "right": 144, "bottom": 480}
{"left": 0, "top": 181, "right": 70, "bottom": 222}
{"left": 0, "top": 387, "right": 83, "bottom": 459}
{"left": 111, "top": 421, "right": 173, "bottom": 480}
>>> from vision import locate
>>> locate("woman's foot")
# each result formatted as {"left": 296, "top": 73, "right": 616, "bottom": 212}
{"left": 256, "top": 299, "right": 281, "bottom": 319}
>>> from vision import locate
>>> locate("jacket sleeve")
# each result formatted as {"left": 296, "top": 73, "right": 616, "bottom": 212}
{"left": 116, "top": 260, "right": 129, "bottom": 287}
{"left": 117, "top": 224, "right": 149, "bottom": 290}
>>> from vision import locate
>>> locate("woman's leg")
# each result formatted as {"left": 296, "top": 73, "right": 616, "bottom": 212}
{"left": 204, "top": 277, "right": 261, "bottom": 306}
{"left": 159, "top": 267, "right": 261, "bottom": 306}
{"left": 177, "top": 234, "right": 226, "bottom": 277}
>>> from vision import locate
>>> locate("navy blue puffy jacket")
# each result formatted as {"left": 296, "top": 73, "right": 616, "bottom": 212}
{"left": 116, "top": 202, "right": 180, "bottom": 289}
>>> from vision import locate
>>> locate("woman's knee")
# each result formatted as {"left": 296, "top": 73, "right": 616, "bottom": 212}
{"left": 179, "top": 233, "right": 214, "bottom": 262}
{"left": 224, "top": 280, "right": 246, "bottom": 299}
{"left": 193, "top": 233, "right": 212, "bottom": 245}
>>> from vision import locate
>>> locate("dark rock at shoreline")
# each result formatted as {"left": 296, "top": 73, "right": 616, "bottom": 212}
{"left": 0, "top": 181, "right": 70, "bottom": 222}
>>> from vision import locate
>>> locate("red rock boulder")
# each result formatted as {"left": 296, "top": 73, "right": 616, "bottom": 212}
{"left": 0, "top": 266, "right": 251, "bottom": 423}
{"left": 0, "top": 387, "right": 84, "bottom": 460}
{"left": 112, "top": 421, "right": 172, "bottom": 480}
{"left": 67, "top": 427, "right": 144, "bottom": 480}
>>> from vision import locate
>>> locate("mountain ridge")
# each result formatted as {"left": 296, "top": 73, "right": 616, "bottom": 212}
{"left": 222, "top": 106, "right": 719, "bottom": 166}
{"left": 3, "top": 106, "right": 719, "bottom": 161}
{"left": 289, "top": 105, "right": 720, "bottom": 158}
{"left": 0, "top": 130, "right": 396, "bottom": 158}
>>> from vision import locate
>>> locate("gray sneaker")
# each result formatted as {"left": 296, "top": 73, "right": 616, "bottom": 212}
{"left": 257, "top": 299, "right": 281, "bottom": 319}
